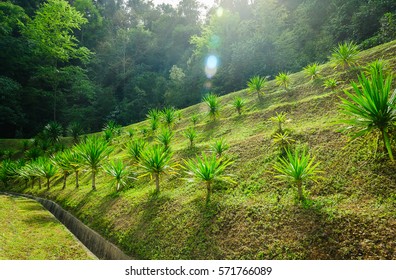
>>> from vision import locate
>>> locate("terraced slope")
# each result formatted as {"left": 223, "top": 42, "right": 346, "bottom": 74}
{"left": 3, "top": 41, "right": 396, "bottom": 259}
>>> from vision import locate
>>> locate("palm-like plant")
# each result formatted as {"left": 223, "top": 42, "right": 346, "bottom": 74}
{"left": 211, "top": 138, "right": 229, "bottom": 157}
{"left": 67, "top": 122, "right": 83, "bottom": 144}
{"left": 36, "top": 157, "right": 58, "bottom": 190}
{"left": 183, "top": 152, "right": 235, "bottom": 204}
{"left": 126, "top": 139, "right": 147, "bottom": 163}
{"left": 62, "top": 149, "right": 83, "bottom": 188}
{"left": 157, "top": 128, "right": 173, "bottom": 150}
{"left": 0, "top": 159, "right": 15, "bottom": 188}
{"left": 126, "top": 128, "right": 135, "bottom": 138}
{"left": 147, "top": 108, "right": 161, "bottom": 122}
{"left": 161, "top": 107, "right": 177, "bottom": 128}
{"left": 52, "top": 151, "right": 71, "bottom": 189}
{"left": 272, "top": 131, "right": 295, "bottom": 152}
{"left": 323, "top": 78, "right": 338, "bottom": 91}
{"left": 138, "top": 145, "right": 176, "bottom": 193}
{"left": 104, "top": 159, "right": 131, "bottom": 191}
{"left": 247, "top": 75, "right": 267, "bottom": 101}
{"left": 75, "top": 136, "right": 113, "bottom": 190}
{"left": 331, "top": 41, "right": 360, "bottom": 69}
{"left": 202, "top": 93, "right": 220, "bottom": 120}
{"left": 43, "top": 121, "right": 63, "bottom": 144}
{"left": 275, "top": 72, "right": 291, "bottom": 90}
{"left": 340, "top": 68, "right": 396, "bottom": 161}
{"left": 191, "top": 113, "right": 199, "bottom": 126}
{"left": 273, "top": 148, "right": 321, "bottom": 201}
{"left": 303, "top": 63, "right": 320, "bottom": 80}
{"left": 184, "top": 127, "right": 197, "bottom": 148}
{"left": 269, "top": 112, "right": 287, "bottom": 133}
{"left": 232, "top": 96, "right": 245, "bottom": 116}
{"left": 364, "top": 59, "right": 390, "bottom": 77}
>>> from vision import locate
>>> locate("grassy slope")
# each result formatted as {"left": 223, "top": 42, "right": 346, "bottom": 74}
{"left": 4, "top": 41, "right": 396, "bottom": 259}
{"left": 0, "top": 195, "right": 95, "bottom": 260}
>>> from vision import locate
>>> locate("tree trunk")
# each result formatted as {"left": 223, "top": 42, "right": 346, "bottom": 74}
{"left": 155, "top": 173, "right": 160, "bottom": 193}
{"left": 47, "top": 178, "right": 50, "bottom": 189}
{"left": 382, "top": 129, "right": 394, "bottom": 161}
{"left": 38, "top": 178, "right": 42, "bottom": 189}
{"left": 92, "top": 170, "right": 96, "bottom": 191}
{"left": 32, "top": 178, "right": 35, "bottom": 188}
{"left": 206, "top": 181, "right": 212, "bottom": 204}
{"left": 63, "top": 174, "right": 67, "bottom": 189}
{"left": 75, "top": 171, "right": 79, "bottom": 189}
{"left": 297, "top": 180, "right": 304, "bottom": 201}
{"left": 117, "top": 181, "right": 120, "bottom": 192}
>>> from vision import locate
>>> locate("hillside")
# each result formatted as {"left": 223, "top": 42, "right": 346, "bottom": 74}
{"left": 3, "top": 41, "right": 396, "bottom": 260}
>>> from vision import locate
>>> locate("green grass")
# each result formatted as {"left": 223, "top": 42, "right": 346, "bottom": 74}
{"left": 0, "top": 195, "right": 95, "bottom": 260}
{"left": 3, "top": 40, "right": 396, "bottom": 259}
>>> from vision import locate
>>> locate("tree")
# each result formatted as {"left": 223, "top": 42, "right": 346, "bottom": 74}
{"left": 104, "top": 159, "right": 131, "bottom": 191}
{"left": 202, "top": 93, "right": 220, "bottom": 120}
{"left": 211, "top": 138, "right": 229, "bottom": 157}
{"left": 75, "top": 136, "right": 113, "bottom": 190}
{"left": 232, "top": 96, "right": 245, "bottom": 116}
{"left": 161, "top": 107, "right": 177, "bottom": 128}
{"left": 183, "top": 152, "right": 235, "bottom": 204}
{"left": 247, "top": 76, "right": 267, "bottom": 101}
{"left": 52, "top": 151, "right": 72, "bottom": 189}
{"left": 340, "top": 67, "right": 396, "bottom": 161}
{"left": 126, "top": 139, "right": 147, "bottom": 163}
{"left": 269, "top": 112, "right": 287, "bottom": 133}
{"left": 303, "top": 63, "right": 320, "bottom": 80}
{"left": 157, "top": 128, "right": 173, "bottom": 151}
{"left": 330, "top": 41, "right": 359, "bottom": 69}
{"left": 275, "top": 72, "right": 291, "bottom": 90}
{"left": 36, "top": 157, "right": 58, "bottom": 190}
{"left": 183, "top": 127, "right": 197, "bottom": 148}
{"left": 138, "top": 145, "right": 176, "bottom": 193}
{"left": 273, "top": 148, "right": 321, "bottom": 201}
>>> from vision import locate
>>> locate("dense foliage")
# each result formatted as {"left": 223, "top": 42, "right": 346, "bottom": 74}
{"left": 1, "top": 0, "right": 396, "bottom": 138}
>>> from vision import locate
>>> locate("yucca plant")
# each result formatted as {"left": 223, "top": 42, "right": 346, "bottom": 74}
{"left": 272, "top": 131, "right": 295, "bottom": 153}
{"left": 25, "top": 146, "right": 42, "bottom": 161}
{"left": 52, "top": 151, "right": 72, "bottom": 189}
{"left": 273, "top": 148, "right": 321, "bottom": 201}
{"left": 191, "top": 113, "right": 199, "bottom": 126}
{"left": 323, "top": 78, "right": 338, "bottom": 91}
{"left": 211, "top": 138, "right": 229, "bottom": 157}
{"left": 364, "top": 59, "right": 390, "bottom": 77}
{"left": 183, "top": 152, "right": 235, "bottom": 204}
{"left": 0, "top": 159, "right": 16, "bottom": 188}
{"left": 275, "top": 72, "right": 291, "bottom": 90}
{"left": 23, "top": 159, "right": 42, "bottom": 188}
{"left": 161, "top": 107, "right": 177, "bottom": 128}
{"left": 232, "top": 96, "right": 245, "bottom": 116}
{"left": 331, "top": 41, "right": 360, "bottom": 69}
{"left": 147, "top": 108, "right": 161, "bottom": 122}
{"left": 269, "top": 112, "right": 287, "bottom": 133}
{"left": 150, "top": 118, "right": 159, "bottom": 132}
{"left": 303, "top": 63, "right": 320, "bottom": 80}
{"left": 67, "top": 122, "right": 83, "bottom": 144}
{"left": 104, "top": 159, "right": 131, "bottom": 191}
{"left": 184, "top": 127, "right": 197, "bottom": 148}
{"left": 141, "top": 127, "right": 148, "bottom": 137}
{"left": 62, "top": 149, "right": 83, "bottom": 189}
{"left": 103, "top": 120, "right": 122, "bottom": 136}
{"left": 75, "top": 136, "right": 113, "bottom": 190}
{"left": 202, "top": 93, "right": 220, "bottom": 120}
{"left": 126, "top": 139, "right": 147, "bottom": 163}
{"left": 138, "top": 145, "right": 176, "bottom": 193}
{"left": 43, "top": 121, "right": 63, "bottom": 144}
{"left": 340, "top": 68, "right": 396, "bottom": 161}
{"left": 247, "top": 75, "right": 267, "bottom": 101}
{"left": 126, "top": 128, "right": 135, "bottom": 138}
{"left": 157, "top": 128, "right": 173, "bottom": 150}
{"left": 36, "top": 157, "right": 58, "bottom": 190}
{"left": 16, "top": 162, "right": 31, "bottom": 188}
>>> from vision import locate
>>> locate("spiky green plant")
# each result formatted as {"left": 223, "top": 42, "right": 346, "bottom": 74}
{"left": 141, "top": 127, "right": 148, "bottom": 137}
{"left": 43, "top": 121, "right": 63, "bottom": 144}
{"left": 21, "top": 159, "right": 42, "bottom": 188}
{"left": 0, "top": 159, "right": 16, "bottom": 188}
{"left": 24, "top": 147, "right": 42, "bottom": 161}
{"left": 183, "top": 152, "right": 235, "bottom": 204}
{"left": 36, "top": 157, "right": 58, "bottom": 190}
{"left": 191, "top": 113, "right": 199, "bottom": 126}
{"left": 67, "top": 122, "right": 83, "bottom": 144}
{"left": 211, "top": 138, "right": 229, "bottom": 157}
{"left": 150, "top": 118, "right": 159, "bottom": 132}
{"left": 272, "top": 131, "right": 295, "bottom": 152}
{"left": 275, "top": 72, "right": 291, "bottom": 90}
{"left": 147, "top": 108, "right": 161, "bottom": 122}
{"left": 52, "top": 151, "right": 71, "bottom": 189}
{"left": 75, "top": 136, "right": 113, "bottom": 190}
{"left": 331, "top": 41, "right": 360, "bottom": 69}
{"left": 303, "top": 63, "right": 320, "bottom": 80}
{"left": 247, "top": 75, "right": 267, "bottom": 101}
{"left": 103, "top": 128, "right": 114, "bottom": 142}
{"left": 103, "top": 120, "right": 122, "bottom": 136}
{"left": 202, "top": 93, "right": 220, "bottom": 120}
{"left": 62, "top": 149, "right": 83, "bottom": 189}
{"left": 138, "top": 145, "right": 176, "bottom": 193}
{"left": 323, "top": 78, "right": 338, "bottom": 91}
{"left": 184, "top": 127, "right": 197, "bottom": 148}
{"left": 273, "top": 148, "right": 321, "bottom": 201}
{"left": 161, "top": 107, "right": 177, "bottom": 128}
{"left": 126, "top": 128, "right": 135, "bottom": 138}
{"left": 126, "top": 139, "right": 147, "bottom": 163}
{"left": 269, "top": 112, "right": 287, "bottom": 133}
{"left": 232, "top": 96, "right": 245, "bottom": 116}
{"left": 340, "top": 68, "right": 396, "bottom": 161}
{"left": 104, "top": 159, "right": 131, "bottom": 191}
{"left": 364, "top": 59, "right": 390, "bottom": 77}
{"left": 157, "top": 128, "right": 173, "bottom": 150}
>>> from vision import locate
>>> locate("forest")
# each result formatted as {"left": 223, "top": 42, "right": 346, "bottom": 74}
{"left": 1, "top": 0, "right": 396, "bottom": 138}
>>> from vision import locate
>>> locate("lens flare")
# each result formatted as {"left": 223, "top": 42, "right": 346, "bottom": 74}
{"left": 216, "top": 7, "right": 224, "bottom": 17}
{"left": 205, "top": 55, "right": 218, "bottom": 79}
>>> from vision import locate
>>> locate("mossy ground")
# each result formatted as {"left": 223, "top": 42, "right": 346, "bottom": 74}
{"left": 2, "top": 41, "right": 396, "bottom": 259}
{"left": 0, "top": 195, "right": 95, "bottom": 260}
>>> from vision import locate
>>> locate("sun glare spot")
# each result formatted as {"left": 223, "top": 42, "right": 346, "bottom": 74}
{"left": 205, "top": 55, "right": 218, "bottom": 78}
{"left": 216, "top": 7, "right": 224, "bottom": 17}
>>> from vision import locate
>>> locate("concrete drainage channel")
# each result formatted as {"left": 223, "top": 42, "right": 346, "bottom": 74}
{"left": 1, "top": 192, "right": 132, "bottom": 260}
